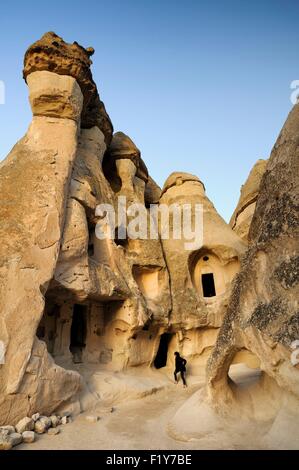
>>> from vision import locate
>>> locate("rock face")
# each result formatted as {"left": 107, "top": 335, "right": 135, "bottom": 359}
{"left": 169, "top": 99, "right": 299, "bottom": 448}
{"left": 0, "top": 32, "right": 247, "bottom": 425}
{"left": 207, "top": 103, "right": 299, "bottom": 408}
{"left": 0, "top": 68, "right": 83, "bottom": 425}
{"left": 230, "top": 159, "right": 268, "bottom": 241}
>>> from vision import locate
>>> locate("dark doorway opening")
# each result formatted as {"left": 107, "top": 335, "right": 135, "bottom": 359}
{"left": 154, "top": 333, "right": 172, "bottom": 369}
{"left": 88, "top": 224, "right": 95, "bottom": 257}
{"left": 70, "top": 304, "right": 87, "bottom": 363}
{"left": 202, "top": 273, "right": 216, "bottom": 297}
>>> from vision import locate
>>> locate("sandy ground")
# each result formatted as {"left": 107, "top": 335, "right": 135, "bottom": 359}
{"left": 16, "top": 364, "right": 299, "bottom": 450}
{"left": 17, "top": 375, "right": 204, "bottom": 450}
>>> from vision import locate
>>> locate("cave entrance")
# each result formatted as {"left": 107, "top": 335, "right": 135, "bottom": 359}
{"left": 36, "top": 302, "right": 60, "bottom": 355}
{"left": 154, "top": 333, "right": 173, "bottom": 369}
{"left": 228, "top": 349, "right": 262, "bottom": 387}
{"left": 201, "top": 273, "right": 216, "bottom": 297}
{"left": 70, "top": 304, "right": 87, "bottom": 363}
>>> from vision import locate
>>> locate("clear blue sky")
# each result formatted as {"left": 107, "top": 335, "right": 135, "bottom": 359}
{"left": 0, "top": 0, "right": 298, "bottom": 221}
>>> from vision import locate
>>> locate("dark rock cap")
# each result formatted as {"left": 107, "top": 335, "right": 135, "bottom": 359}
{"left": 106, "top": 132, "right": 148, "bottom": 182}
{"left": 23, "top": 32, "right": 113, "bottom": 144}
{"left": 161, "top": 172, "right": 205, "bottom": 196}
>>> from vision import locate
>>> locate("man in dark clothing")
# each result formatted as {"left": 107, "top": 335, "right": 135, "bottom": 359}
{"left": 174, "top": 351, "right": 187, "bottom": 387}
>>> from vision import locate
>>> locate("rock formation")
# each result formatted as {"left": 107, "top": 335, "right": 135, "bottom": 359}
{"left": 0, "top": 63, "right": 85, "bottom": 424}
{"left": 169, "top": 92, "right": 299, "bottom": 449}
{"left": 159, "top": 172, "right": 246, "bottom": 373}
{"left": 230, "top": 159, "right": 268, "bottom": 241}
{"left": 103, "top": 131, "right": 149, "bottom": 204}
{"left": 1, "top": 31, "right": 296, "bottom": 445}
{"left": 0, "top": 33, "right": 177, "bottom": 423}
{"left": 23, "top": 32, "right": 113, "bottom": 144}
{"left": 210, "top": 100, "right": 299, "bottom": 412}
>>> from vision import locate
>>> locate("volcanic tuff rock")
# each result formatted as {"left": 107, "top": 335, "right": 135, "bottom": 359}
{"left": 0, "top": 71, "right": 83, "bottom": 424}
{"left": 206, "top": 99, "right": 299, "bottom": 426}
{"left": 0, "top": 33, "right": 173, "bottom": 424}
{"left": 1, "top": 31, "right": 291, "bottom": 433}
{"left": 104, "top": 131, "right": 149, "bottom": 183}
{"left": 169, "top": 94, "right": 299, "bottom": 448}
{"left": 230, "top": 159, "right": 268, "bottom": 241}
{"left": 157, "top": 172, "right": 247, "bottom": 370}
{"left": 23, "top": 32, "right": 113, "bottom": 144}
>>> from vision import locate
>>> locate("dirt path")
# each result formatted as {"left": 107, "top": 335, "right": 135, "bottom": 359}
{"left": 16, "top": 366, "right": 287, "bottom": 450}
{"left": 17, "top": 381, "right": 203, "bottom": 450}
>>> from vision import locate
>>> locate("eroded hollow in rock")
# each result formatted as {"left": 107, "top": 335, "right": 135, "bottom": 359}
{"left": 38, "top": 296, "right": 153, "bottom": 372}
{"left": 37, "top": 296, "right": 106, "bottom": 367}
{"left": 132, "top": 265, "right": 161, "bottom": 300}
{"left": 190, "top": 249, "right": 239, "bottom": 300}
{"left": 223, "top": 350, "right": 286, "bottom": 424}
{"left": 228, "top": 349, "right": 262, "bottom": 387}
{"left": 154, "top": 333, "right": 173, "bottom": 369}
